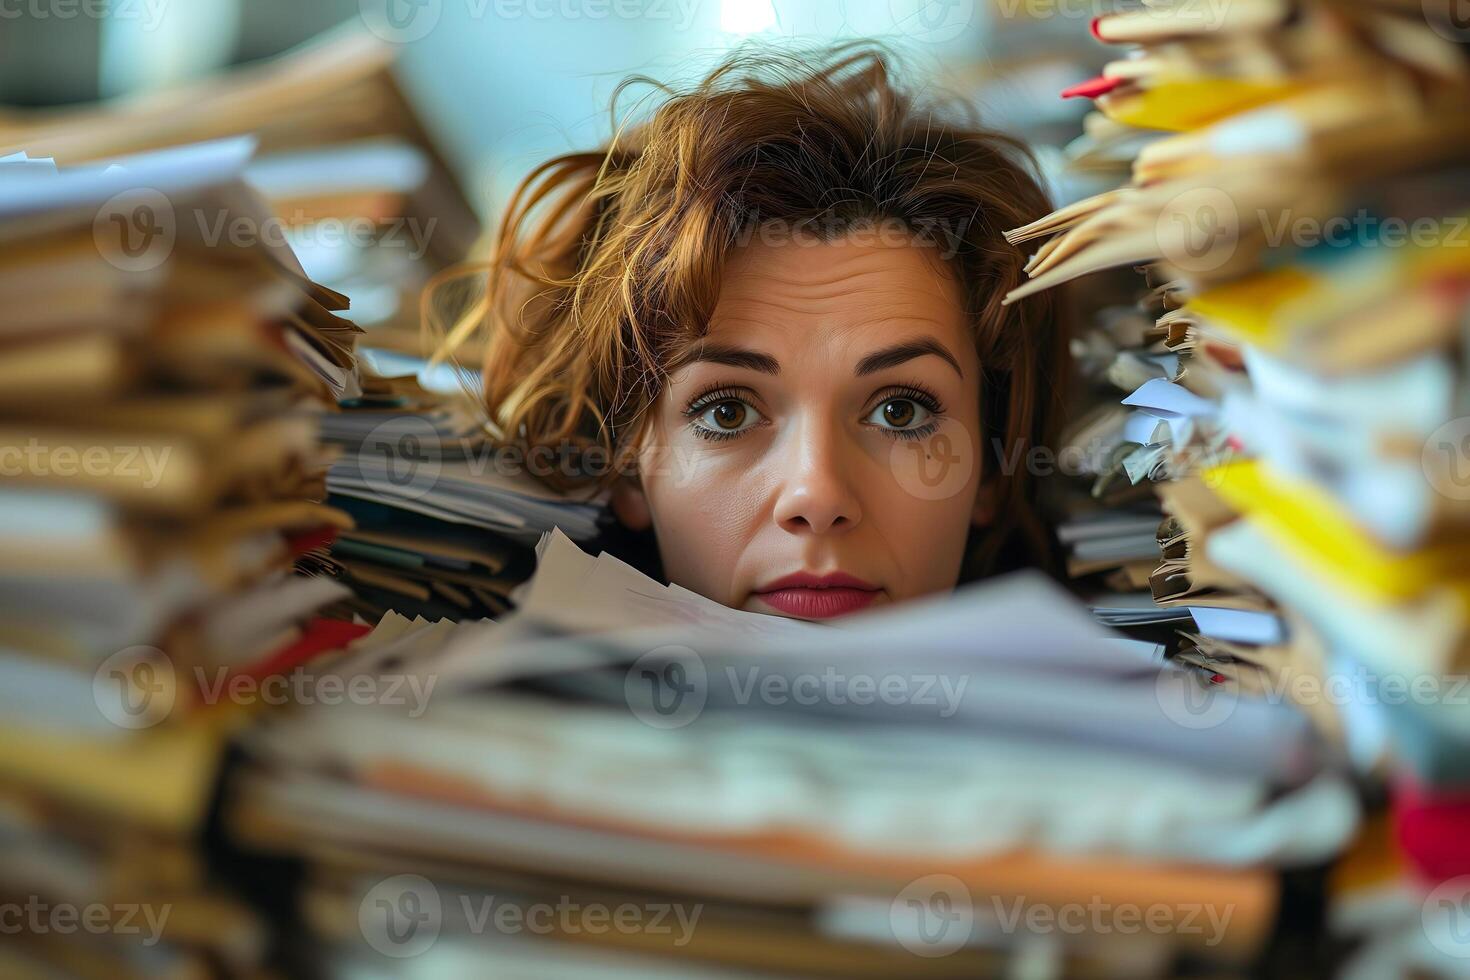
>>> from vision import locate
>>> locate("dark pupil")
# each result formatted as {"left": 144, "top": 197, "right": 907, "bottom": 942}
{"left": 713, "top": 401, "right": 745, "bottom": 429}
{"left": 883, "top": 400, "right": 916, "bottom": 427}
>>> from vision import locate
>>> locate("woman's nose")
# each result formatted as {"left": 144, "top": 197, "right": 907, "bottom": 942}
{"left": 771, "top": 419, "right": 863, "bottom": 535}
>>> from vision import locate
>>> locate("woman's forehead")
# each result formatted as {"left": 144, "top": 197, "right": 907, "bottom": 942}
{"left": 703, "top": 238, "right": 973, "bottom": 364}
{"left": 720, "top": 234, "right": 960, "bottom": 291}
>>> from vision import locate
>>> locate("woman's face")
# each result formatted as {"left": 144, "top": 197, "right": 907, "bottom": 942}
{"left": 617, "top": 234, "right": 994, "bottom": 621}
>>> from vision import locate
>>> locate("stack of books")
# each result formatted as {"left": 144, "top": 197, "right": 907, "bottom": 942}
{"left": 0, "top": 138, "right": 369, "bottom": 978}
{"left": 1004, "top": 0, "right": 1470, "bottom": 971}
{"left": 227, "top": 529, "right": 1354, "bottom": 977}
{"left": 0, "top": 22, "right": 481, "bottom": 350}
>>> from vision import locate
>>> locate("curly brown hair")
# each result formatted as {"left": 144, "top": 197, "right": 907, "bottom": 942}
{"left": 427, "top": 44, "right": 1072, "bottom": 577}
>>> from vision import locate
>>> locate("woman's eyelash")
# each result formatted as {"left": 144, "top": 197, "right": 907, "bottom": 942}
{"left": 684, "top": 385, "right": 764, "bottom": 441}
{"left": 868, "top": 383, "right": 945, "bottom": 442}
{"left": 691, "top": 426, "right": 744, "bottom": 442}
{"left": 885, "top": 423, "right": 939, "bottom": 442}
{"left": 870, "top": 382, "right": 944, "bottom": 415}
{"left": 682, "top": 385, "right": 752, "bottom": 416}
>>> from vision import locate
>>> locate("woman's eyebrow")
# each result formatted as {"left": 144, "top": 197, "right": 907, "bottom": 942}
{"left": 855, "top": 337, "right": 964, "bottom": 378}
{"left": 677, "top": 342, "right": 782, "bottom": 374}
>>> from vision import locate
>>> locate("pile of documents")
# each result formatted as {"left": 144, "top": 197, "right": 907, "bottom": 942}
{"left": 0, "top": 22, "right": 481, "bottom": 348}
{"left": 0, "top": 20, "right": 605, "bottom": 629}
{"left": 228, "top": 529, "right": 1355, "bottom": 977}
{"left": 312, "top": 354, "right": 607, "bottom": 624}
{"left": 0, "top": 138, "right": 367, "bottom": 977}
{"left": 1005, "top": 0, "right": 1470, "bottom": 972}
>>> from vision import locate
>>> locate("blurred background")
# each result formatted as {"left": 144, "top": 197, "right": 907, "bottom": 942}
{"left": 0, "top": 0, "right": 1106, "bottom": 212}
{"left": 0, "top": 0, "right": 1123, "bottom": 361}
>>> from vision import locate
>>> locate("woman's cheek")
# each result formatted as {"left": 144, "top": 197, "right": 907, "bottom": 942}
{"left": 872, "top": 421, "right": 983, "bottom": 597}
{"left": 681, "top": 444, "right": 769, "bottom": 537}
{"left": 640, "top": 437, "right": 763, "bottom": 592}
{"left": 881, "top": 417, "right": 982, "bottom": 508}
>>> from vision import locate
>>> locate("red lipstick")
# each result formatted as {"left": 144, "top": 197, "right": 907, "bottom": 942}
{"left": 753, "top": 572, "right": 881, "bottom": 620}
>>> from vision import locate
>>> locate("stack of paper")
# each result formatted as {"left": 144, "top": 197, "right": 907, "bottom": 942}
{"left": 1004, "top": 1, "right": 1470, "bottom": 971}
{"left": 226, "top": 529, "right": 1355, "bottom": 977}
{"left": 0, "top": 138, "right": 369, "bottom": 977}
{"left": 0, "top": 22, "right": 480, "bottom": 349}
{"left": 0, "top": 23, "right": 611, "bottom": 628}
{"left": 309, "top": 352, "right": 607, "bottom": 624}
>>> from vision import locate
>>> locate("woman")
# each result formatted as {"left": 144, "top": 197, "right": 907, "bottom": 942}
{"left": 440, "top": 46, "right": 1071, "bottom": 621}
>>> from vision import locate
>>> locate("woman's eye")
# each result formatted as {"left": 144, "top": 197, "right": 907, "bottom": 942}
{"left": 865, "top": 398, "right": 933, "bottom": 431}
{"left": 693, "top": 399, "right": 764, "bottom": 438}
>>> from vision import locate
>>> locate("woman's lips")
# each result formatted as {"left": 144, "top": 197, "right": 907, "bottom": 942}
{"left": 753, "top": 572, "right": 881, "bottom": 620}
